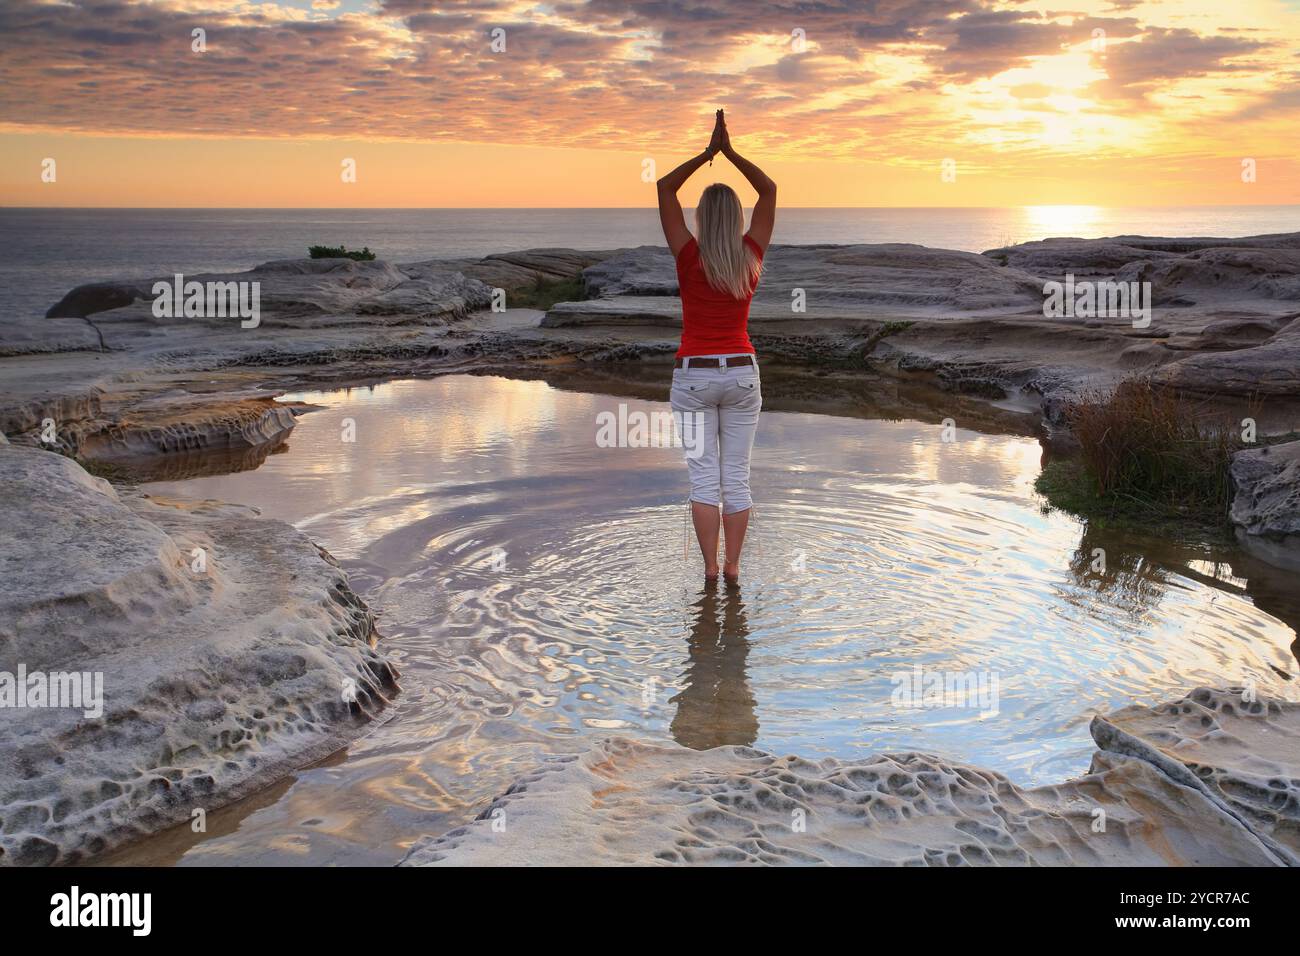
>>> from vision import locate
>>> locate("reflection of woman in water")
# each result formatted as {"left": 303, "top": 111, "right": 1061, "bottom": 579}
{"left": 669, "top": 584, "right": 758, "bottom": 750}
{"left": 657, "top": 109, "right": 776, "bottom": 585}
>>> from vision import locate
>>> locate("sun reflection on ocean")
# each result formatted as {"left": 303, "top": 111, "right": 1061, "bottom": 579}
{"left": 1023, "top": 205, "right": 1105, "bottom": 241}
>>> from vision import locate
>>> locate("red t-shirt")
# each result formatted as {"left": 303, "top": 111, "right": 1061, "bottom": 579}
{"left": 675, "top": 234, "right": 763, "bottom": 358}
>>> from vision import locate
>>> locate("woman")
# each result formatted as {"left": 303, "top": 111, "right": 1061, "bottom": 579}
{"left": 657, "top": 109, "right": 776, "bottom": 585}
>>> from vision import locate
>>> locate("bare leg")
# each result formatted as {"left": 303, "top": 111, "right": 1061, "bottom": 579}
{"left": 722, "top": 507, "right": 750, "bottom": 581}
{"left": 691, "top": 501, "right": 721, "bottom": 578}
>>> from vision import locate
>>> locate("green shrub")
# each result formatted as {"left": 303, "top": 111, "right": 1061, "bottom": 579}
{"left": 309, "top": 244, "right": 376, "bottom": 261}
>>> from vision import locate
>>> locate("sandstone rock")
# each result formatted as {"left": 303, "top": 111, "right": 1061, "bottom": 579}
{"left": 552, "top": 235, "right": 1300, "bottom": 404}
{"left": 1099, "top": 687, "right": 1300, "bottom": 858}
{"left": 982, "top": 238, "right": 1180, "bottom": 275}
{"left": 458, "top": 249, "right": 616, "bottom": 293}
{"left": 1153, "top": 334, "right": 1300, "bottom": 396}
{"left": 1230, "top": 440, "right": 1300, "bottom": 570}
{"left": 45, "top": 281, "right": 152, "bottom": 319}
{"left": 0, "top": 445, "right": 398, "bottom": 865}
{"left": 1119, "top": 247, "right": 1300, "bottom": 306}
{"left": 984, "top": 233, "right": 1300, "bottom": 274}
{"left": 543, "top": 295, "right": 683, "bottom": 328}
{"left": 42, "top": 257, "right": 492, "bottom": 333}
{"left": 1164, "top": 316, "right": 1288, "bottom": 351}
{"left": 354, "top": 271, "right": 491, "bottom": 318}
{"left": 0, "top": 318, "right": 106, "bottom": 356}
{"left": 578, "top": 243, "right": 1046, "bottom": 315}
{"left": 72, "top": 399, "right": 298, "bottom": 464}
{"left": 0, "top": 386, "right": 102, "bottom": 437}
{"left": 581, "top": 246, "right": 679, "bottom": 298}
{"left": 400, "top": 707, "right": 1292, "bottom": 866}
{"left": 9, "top": 235, "right": 1300, "bottom": 486}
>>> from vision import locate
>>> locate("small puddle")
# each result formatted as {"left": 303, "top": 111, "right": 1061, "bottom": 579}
{"left": 105, "top": 370, "right": 1300, "bottom": 865}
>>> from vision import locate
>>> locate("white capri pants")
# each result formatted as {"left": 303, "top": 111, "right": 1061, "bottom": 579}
{"left": 669, "top": 355, "right": 762, "bottom": 515}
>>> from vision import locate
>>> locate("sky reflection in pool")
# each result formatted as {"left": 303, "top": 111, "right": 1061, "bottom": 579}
{"left": 132, "top": 374, "right": 1298, "bottom": 865}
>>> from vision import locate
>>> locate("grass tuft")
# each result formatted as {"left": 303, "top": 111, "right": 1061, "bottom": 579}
{"left": 1066, "top": 378, "right": 1245, "bottom": 515}
{"left": 508, "top": 272, "right": 586, "bottom": 310}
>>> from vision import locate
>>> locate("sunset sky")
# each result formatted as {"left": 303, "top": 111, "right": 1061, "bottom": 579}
{"left": 1, "top": 0, "right": 1297, "bottom": 207}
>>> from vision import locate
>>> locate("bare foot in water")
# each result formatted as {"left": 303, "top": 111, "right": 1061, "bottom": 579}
{"left": 704, "top": 561, "right": 720, "bottom": 582}
{"left": 723, "top": 559, "right": 740, "bottom": 585}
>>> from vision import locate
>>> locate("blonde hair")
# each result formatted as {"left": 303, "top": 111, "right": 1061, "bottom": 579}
{"left": 694, "top": 183, "right": 761, "bottom": 299}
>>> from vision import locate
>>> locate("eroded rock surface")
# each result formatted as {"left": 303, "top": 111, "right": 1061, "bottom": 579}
{"left": 1099, "top": 687, "right": 1300, "bottom": 858}
{"left": 577, "top": 243, "right": 1046, "bottom": 313}
{"left": 542, "top": 235, "right": 1300, "bottom": 446}
{"left": 400, "top": 687, "right": 1298, "bottom": 867}
{"left": 437, "top": 248, "right": 617, "bottom": 293}
{"left": 4, "top": 234, "right": 1299, "bottom": 566}
{"left": 1230, "top": 440, "right": 1300, "bottom": 571}
{"left": 0, "top": 445, "right": 398, "bottom": 865}
{"left": 45, "top": 257, "right": 490, "bottom": 324}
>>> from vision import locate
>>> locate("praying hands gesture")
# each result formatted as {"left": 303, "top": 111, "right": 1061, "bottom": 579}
{"left": 655, "top": 108, "right": 778, "bottom": 257}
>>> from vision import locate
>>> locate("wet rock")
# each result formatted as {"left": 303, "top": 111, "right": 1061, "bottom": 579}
{"left": 74, "top": 399, "right": 298, "bottom": 463}
{"left": 0, "top": 387, "right": 102, "bottom": 437}
{"left": 1230, "top": 440, "right": 1300, "bottom": 571}
{"left": 354, "top": 270, "right": 491, "bottom": 318}
{"left": 579, "top": 243, "right": 1045, "bottom": 315}
{"left": 42, "top": 257, "right": 491, "bottom": 334}
{"left": 1120, "top": 247, "right": 1300, "bottom": 305}
{"left": 46, "top": 281, "right": 152, "bottom": 319}
{"left": 1154, "top": 317, "right": 1300, "bottom": 397}
{"left": 982, "top": 238, "right": 1181, "bottom": 275}
{"left": 454, "top": 249, "right": 616, "bottom": 294}
{"left": 983, "top": 233, "right": 1300, "bottom": 274}
{"left": 8, "top": 235, "right": 1300, "bottom": 483}
{"left": 1099, "top": 687, "right": 1300, "bottom": 858}
{"left": 1164, "top": 316, "right": 1287, "bottom": 351}
{"left": 0, "top": 445, "right": 398, "bottom": 865}
{"left": 400, "top": 693, "right": 1296, "bottom": 866}
{"left": 581, "top": 246, "right": 679, "bottom": 298}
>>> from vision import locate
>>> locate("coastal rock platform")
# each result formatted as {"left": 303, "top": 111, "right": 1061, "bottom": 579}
{"left": 0, "top": 444, "right": 398, "bottom": 865}
{"left": 401, "top": 688, "right": 1299, "bottom": 867}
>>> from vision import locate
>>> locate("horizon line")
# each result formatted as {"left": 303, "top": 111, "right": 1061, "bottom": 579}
{"left": 4, "top": 203, "right": 1298, "bottom": 212}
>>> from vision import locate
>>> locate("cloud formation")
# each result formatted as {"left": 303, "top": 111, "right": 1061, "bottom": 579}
{"left": 0, "top": 0, "right": 1295, "bottom": 166}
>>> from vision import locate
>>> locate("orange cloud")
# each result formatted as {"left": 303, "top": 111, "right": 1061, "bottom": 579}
{"left": 0, "top": 0, "right": 1296, "bottom": 206}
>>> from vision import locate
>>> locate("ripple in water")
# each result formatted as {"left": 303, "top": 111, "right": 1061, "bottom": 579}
{"left": 120, "top": 374, "right": 1298, "bottom": 866}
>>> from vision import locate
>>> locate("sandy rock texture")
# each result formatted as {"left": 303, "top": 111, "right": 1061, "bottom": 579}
{"left": 0, "top": 250, "right": 619, "bottom": 473}
{"left": 44, "top": 256, "right": 489, "bottom": 324}
{"left": 1098, "top": 687, "right": 1300, "bottom": 858}
{"left": 401, "top": 687, "right": 1297, "bottom": 867}
{"left": 7, "top": 236, "right": 1299, "bottom": 466}
{"left": 3, "top": 234, "right": 1297, "bottom": 550}
{"left": 0, "top": 445, "right": 398, "bottom": 865}
{"left": 559, "top": 234, "right": 1300, "bottom": 406}
{"left": 1230, "top": 440, "right": 1300, "bottom": 571}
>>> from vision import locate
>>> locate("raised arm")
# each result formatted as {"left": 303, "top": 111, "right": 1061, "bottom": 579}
{"left": 656, "top": 110, "right": 726, "bottom": 258}
{"left": 656, "top": 151, "right": 711, "bottom": 258}
{"left": 719, "top": 115, "right": 777, "bottom": 252}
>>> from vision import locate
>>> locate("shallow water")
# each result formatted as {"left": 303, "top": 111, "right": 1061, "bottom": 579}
{"left": 115, "top": 372, "right": 1299, "bottom": 865}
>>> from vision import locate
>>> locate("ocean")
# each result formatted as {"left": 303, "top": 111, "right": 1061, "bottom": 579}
{"left": 2, "top": 205, "right": 1296, "bottom": 322}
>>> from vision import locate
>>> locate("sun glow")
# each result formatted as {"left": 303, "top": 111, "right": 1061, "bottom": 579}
{"left": 1025, "top": 205, "right": 1105, "bottom": 237}
{"left": 1, "top": 0, "right": 1297, "bottom": 206}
